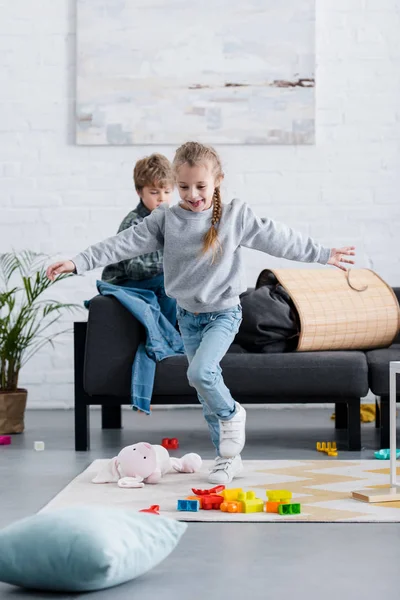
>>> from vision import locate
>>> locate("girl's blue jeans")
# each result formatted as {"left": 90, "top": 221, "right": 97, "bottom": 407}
{"left": 176, "top": 304, "right": 243, "bottom": 454}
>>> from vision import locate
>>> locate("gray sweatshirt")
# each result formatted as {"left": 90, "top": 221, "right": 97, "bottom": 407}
{"left": 72, "top": 198, "right": 331, "bottom": 313}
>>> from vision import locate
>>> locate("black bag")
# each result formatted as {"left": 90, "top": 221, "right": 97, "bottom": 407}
{"left": 235, "top": 270, "right": 300, "bottom": 353}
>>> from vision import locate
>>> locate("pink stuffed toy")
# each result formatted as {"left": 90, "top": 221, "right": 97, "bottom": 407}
{"left": 92, "top": 442, "right": 202, "bottom": 488}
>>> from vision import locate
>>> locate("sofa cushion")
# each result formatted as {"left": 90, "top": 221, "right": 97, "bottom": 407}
{"left": 153, "top": 350, "right": 368, "bottom": 398}
{"left": 366, "top": 344, "right": 400, "bottom": 396}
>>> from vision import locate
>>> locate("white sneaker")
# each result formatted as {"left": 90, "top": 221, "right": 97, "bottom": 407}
{"left": 219, "top": 402, "right": 246, "bottom": 458}
{"left": 208, "top": 455, "right": 243, "bottom": 484}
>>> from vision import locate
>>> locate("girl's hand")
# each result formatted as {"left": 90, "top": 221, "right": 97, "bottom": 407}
{"left": 46, "top": 260, "right": 76, "bottom": 281}
{"left": 327, "top": 246, "right": 356, "bottom": 272}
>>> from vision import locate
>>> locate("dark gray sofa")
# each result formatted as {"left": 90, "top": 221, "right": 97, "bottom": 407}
{"left": 74, "top": 287, "right": 400, "bottom": 452}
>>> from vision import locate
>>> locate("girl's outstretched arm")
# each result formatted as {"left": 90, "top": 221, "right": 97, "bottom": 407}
{"left": 46, "top": 204, "right": 167, "bottom": 280}
{"left": 240, "top": 202, "right": 355, "bottom": 270}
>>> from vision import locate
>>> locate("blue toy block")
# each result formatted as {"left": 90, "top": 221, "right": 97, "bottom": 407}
{"left": 374, "top": 449, "right": 400, "bottom": 460}
{"left": 177, "top": 499, "right": 200, "bottom": 512}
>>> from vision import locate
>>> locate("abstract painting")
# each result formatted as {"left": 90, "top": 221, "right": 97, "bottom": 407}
{"left": 76, "top": 0, "right": 315, "bottom": 145}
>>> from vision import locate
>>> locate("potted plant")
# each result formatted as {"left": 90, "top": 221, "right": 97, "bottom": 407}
{"left": 0, "top": 251, "right": 78, "bottom": 434}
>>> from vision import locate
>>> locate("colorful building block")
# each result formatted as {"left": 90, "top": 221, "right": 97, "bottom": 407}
{"left": 220, "top": 501, "right": 243, "bottom": 513}
{"left": 278, "top": 503, "right": 301, "bottom": 515}
{"left": 375, "top": 449, "right": 400, "bottom": 460}
{"left": 238, "top": 491, "right": 264, "bottom": 513}
{"left": 266, "top": 501, "right": 285, "bottom": 513}
{"left": 177, "top": 499, "right": 199, "bottom": 512}
{"left": 192, "top": 485, "right": 225, "bottom": 496}
{"left": 0, "top": 436, "right": 11, "bottom": 445}
{"left": 266, "top": 490, "right": 292, "bottom": 502}
{"left": 316, "top": 442, "right": 338, "bottom": 457}
{"left": 201, "top": 495, "right": 224, "bottom": 510}
{"left": 219, "top": 488, "right": 243, "bottom": 501}
{"left": 186, "top": 495, "right": 203, "bottom": 508}
{"left": 161, "top": 437, "right": 179, "bottom": 449}
{"left": 139, "top": 505, "right": 160, "bottom": 515}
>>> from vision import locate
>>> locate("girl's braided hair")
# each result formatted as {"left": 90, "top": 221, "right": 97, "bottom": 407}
{"left": 173, "top": 142, "right": 223, "bottom": 262}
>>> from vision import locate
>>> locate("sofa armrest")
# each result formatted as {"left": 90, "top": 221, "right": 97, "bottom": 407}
{"left": 84, "top": 295, "right": 144, "bottom": 396}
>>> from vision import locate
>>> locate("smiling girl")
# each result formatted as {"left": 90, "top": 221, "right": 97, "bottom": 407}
{"left": 47, "top": 141, "right": 355, "bottom": 483}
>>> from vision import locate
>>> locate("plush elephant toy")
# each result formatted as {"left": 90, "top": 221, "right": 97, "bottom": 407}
{"left": 92, "top": 442, "right": 202, "bottom": 488}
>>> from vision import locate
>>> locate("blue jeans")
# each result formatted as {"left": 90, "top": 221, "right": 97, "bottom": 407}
{"left": 176, "top": 304, "right": 243, "bottom": 454}
{"left": 122, "top": 274, "right": 177, "bottom": 327}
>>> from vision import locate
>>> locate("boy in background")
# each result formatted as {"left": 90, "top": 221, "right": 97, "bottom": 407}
{"left": 102, "top": 153, "right": 176, "bottom": 324}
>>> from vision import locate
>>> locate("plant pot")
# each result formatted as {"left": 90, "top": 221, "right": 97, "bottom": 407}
{"left": 0, "top": 389, "right": 27, "bottom": 434}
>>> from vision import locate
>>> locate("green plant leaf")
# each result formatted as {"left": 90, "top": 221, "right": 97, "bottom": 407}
{"left": 0, "top": 251, "right": 81, "bottom": 392}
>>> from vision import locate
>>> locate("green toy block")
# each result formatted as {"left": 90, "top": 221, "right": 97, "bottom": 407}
{"left": 278, "top": 503, "right": 301, "bottom": 515}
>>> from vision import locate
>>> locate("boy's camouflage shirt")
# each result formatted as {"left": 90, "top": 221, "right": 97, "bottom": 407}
{"left": 101, "top": 201, "right": 164, "bottom": 284}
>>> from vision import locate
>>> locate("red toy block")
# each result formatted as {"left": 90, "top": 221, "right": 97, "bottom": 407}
{"left": 201, "top": 495, "right": 224, "bottom": 510}
{"left": 191, "top": 485, "right": 225, "bottom": 496}
{"left": 161, "top": 437, "right": 179, "bottom": 449}
{"left": 0, "top": 436, "right": 11, "bottom": 445}
{"left": 139, "top": 505, "right": 160, "bottom": 515}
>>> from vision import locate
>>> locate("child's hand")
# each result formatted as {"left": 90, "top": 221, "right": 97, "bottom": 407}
{"left": 46, "top": 260, "right": 76, "bottom": 281}
{"left": 327, "top": 247, "right": 356, "bottom": 271}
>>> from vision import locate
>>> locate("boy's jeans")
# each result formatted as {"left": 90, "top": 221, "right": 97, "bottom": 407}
{"left": 176, "top": 304, "right": 243, "bottom": 454}
{"left": 122, "top": 274, "right": 177, "bottom": 327}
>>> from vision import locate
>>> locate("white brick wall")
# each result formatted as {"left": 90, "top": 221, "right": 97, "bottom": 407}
{"left": 0, "top": 0, "right": 399, "bottom": 408}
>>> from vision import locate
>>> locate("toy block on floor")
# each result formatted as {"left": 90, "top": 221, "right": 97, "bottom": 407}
{"left": 266, "top": 490, "right": 292, "bottom": 502}
{"left": 192, "top": 485, "right": 225, "bottom": 496}
{"left": 316, "top": 442, "right": 338, "bottom": 457}
{"left": 0, "top": 436, "right": 11, "bottom": 445}
{"left": 219, "top": 488, "right": 243, "bottom": 501}
{"left": 220, "top": 501, "right": 243, "bottom": 513}
{"left": 186, "top": 495, "right": 203, "bottom": 508}
{"left": 201, "top": 495, "right": 224, "bottom": 510}
{"left": 238, "top": 491, "right": 264, "bottom": 513}
{"left": 177, "top": 499, "right": 199, "bottom": 512}
{"left": 278, "top": 503, "right": 301, "bottom": 516}
{"left": 266, "top": 501, "right": 285, "bottom": 513}
{"left": 139, "top": 505, "right": 160, "bottom": 515}
{"left": 162, "top": 437, "right": 179, "bottom": 450}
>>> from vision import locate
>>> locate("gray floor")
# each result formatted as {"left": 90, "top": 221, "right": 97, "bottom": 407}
{"left": 1, "top": 407, "right": 399, "bottom": 599}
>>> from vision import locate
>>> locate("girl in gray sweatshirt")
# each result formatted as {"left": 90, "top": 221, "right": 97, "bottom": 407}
{"left": 47, "top": 141, "right": 355, "bottom": 484}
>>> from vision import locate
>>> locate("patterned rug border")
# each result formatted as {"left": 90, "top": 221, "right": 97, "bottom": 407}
{"left": 41, "top": 459, "right": 400, "bottom": 523}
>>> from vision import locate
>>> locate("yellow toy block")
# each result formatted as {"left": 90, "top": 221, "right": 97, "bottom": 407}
{"left": 266, "top": 490, "right": 292, "bottom": 502}
{"left": 238, "top": 491, "right": 264, "bottom": 513}
{"left": 219, "top": 488, "right": 243, "bottom": 501}
{"left": 316, "top": 442, "right": 338, "bottom": 456}
{"left": 220, "top": 501, "right": 242, "bottom": 513}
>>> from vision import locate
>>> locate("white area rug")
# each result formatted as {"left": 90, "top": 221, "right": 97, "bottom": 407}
{"left": 41, "top": 459, "right": 400, "bottom": 522}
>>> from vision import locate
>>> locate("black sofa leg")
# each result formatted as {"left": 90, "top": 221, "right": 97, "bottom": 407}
{"left": 375, "top": 397, "right": 381, "bottom": 429}
{"left": 74, "top": 322, "right": 91, "bottom": 451}
{"left": 335, "top": 403, "right": 348, "bottom": 429}
{"left": 347, "top": 399, "right": 361, "bottom": 451}
{"left": 379, "top": 396, "right": 390, "bottom": 449}
{"left": 102, "top": 405, "right": 122, "bottom": 429}
{"left": 75, "top": 402, "right": 90, "bottom": 451}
